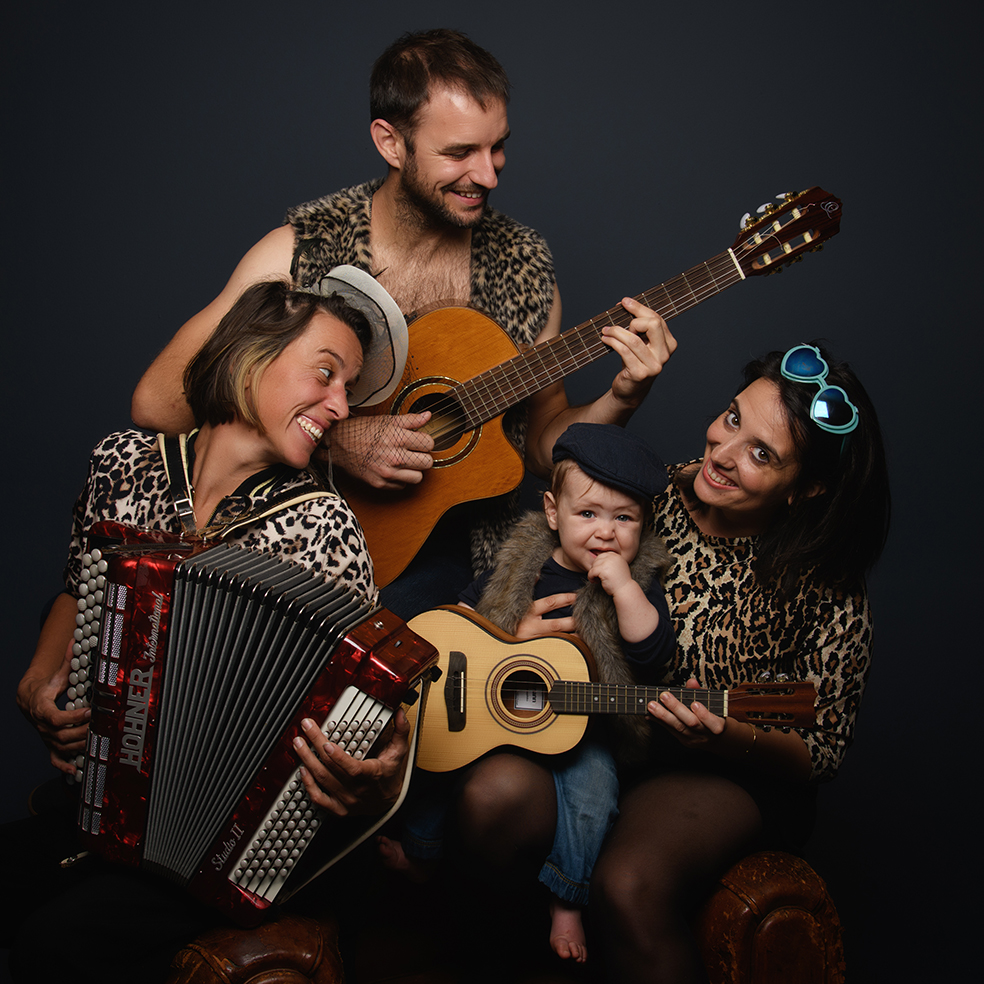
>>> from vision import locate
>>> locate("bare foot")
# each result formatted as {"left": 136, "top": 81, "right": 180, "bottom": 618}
{"left": 376, "top": 835, "right": 433, "bottom": 884}
{"left": 549, "top": 896, "right": 587, "bottom": 963}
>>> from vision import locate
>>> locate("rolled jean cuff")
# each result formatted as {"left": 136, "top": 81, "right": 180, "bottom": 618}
{"left": 538, "top": 860, "right": 590, "bottom": 906}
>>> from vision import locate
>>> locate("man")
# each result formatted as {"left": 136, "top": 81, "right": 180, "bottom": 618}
{"left": 131, "top": 28, "right": 675, "bottom": 617}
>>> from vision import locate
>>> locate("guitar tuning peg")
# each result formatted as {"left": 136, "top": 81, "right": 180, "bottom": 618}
{"left": 756, "top": 203, "right": 771, "bottom": 214}
{"left": 740, "top": 212, "right": 752, "bottom": 229}
{"left": 776, "top": 192, "right": 792, "bottom": 201}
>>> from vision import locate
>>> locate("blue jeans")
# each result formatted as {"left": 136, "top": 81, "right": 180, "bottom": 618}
{"left": 538, "top": 741, "right": 619, "bottom": 905}
{"left": 401, "top": 742, "right": 619, "bottom": 906}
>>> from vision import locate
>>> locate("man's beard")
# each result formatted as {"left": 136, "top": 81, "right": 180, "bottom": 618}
{"left": 397, "top": 153, "right": 488, "bottom": 230}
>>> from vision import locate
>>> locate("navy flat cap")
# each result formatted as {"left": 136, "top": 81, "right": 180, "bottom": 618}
{"left": 551, "top": 423, "right": 668, "bottom": 500}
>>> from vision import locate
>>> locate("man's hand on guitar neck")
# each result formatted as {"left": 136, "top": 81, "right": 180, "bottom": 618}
{"left": 601, "top": 297, "right": 677, "bottom": 412}
{"left": 326, "top": 411, "right": 435, "bottom": 489}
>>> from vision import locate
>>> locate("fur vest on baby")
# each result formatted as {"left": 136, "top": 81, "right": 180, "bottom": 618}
{"left": 475, "top": 510, "right": 672, "bottom": 758}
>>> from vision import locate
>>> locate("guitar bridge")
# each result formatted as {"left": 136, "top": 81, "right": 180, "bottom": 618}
{"left": 444, "top": 651, "right": 466, "bottom": 732}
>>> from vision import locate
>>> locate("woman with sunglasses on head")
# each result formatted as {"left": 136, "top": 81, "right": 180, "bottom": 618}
{"left": 590, "top": 343, "right": 890, "bottom": 984}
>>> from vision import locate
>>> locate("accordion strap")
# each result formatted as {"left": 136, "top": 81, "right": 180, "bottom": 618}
{"left": 160, "top": 433, "right": 197, "bottom": 533}
{"left": 159, "top": 433, "right": 338, "bottom": 540}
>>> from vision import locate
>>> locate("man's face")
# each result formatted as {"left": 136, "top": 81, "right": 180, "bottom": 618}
{"left": 397, "top": 86, "right": 509, "bottom": 229}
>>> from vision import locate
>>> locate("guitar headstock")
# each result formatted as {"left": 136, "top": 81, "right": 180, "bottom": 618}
{"left": 730, "top": 187, "right": 841, "bottom": 277}
{"left": 727, "top": 681, "right": 817, "bottom": 727}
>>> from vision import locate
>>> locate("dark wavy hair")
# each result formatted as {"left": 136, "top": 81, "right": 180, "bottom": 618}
{"left": 685, "top": 343, "right": 890, "bottom": 599}
{"left": 370, "top": 28, "right": 510, "bottom": 142}
{"left": 183, "top": 280, "right": 371, "bottom": 429}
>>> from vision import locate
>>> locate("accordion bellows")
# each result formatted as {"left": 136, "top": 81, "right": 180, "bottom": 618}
{"left": 77, "top": 522, "right": 438, "bottom": 924}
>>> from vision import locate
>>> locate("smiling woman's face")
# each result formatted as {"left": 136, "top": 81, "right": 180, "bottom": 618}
{"left": 692, "top": 377, "right": 805, "bottom": 537}
{"left": 247, "top": 311, "right": 364, "bottom": 470}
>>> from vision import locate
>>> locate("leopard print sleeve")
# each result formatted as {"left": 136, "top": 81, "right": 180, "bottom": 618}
{"left": 64, "top": 429, "right": 176, "bottom": 596}
{"left": 792, "top": 582, "right": 872, "bottom": 782}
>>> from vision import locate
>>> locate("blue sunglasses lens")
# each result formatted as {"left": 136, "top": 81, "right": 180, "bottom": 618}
{"left": 812, "top": 386, "right": 857, "bottom": 431}
{"left": 783, "top": 347, "right": 827, "bottom": 381}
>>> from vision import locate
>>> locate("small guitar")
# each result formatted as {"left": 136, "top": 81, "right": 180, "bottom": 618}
{"left": 409, "top": 607, "right": 817, "bottom": 773}
{"left": 342, "top": 187, "right": 843, "bottom": 587}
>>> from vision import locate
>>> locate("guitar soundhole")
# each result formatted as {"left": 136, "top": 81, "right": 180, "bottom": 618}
{"left": 500, "top": 670, "right": 549, "bottom": 719}
{"left": 411, "top": 392, "right": 469, "bottom": 452}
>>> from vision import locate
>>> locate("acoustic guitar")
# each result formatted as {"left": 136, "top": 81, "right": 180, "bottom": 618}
{"left": 409, "top": 607, "right": 817, "bottom": 773}
{"left": 343, "top": 187, "right": 842, "bottom": 586}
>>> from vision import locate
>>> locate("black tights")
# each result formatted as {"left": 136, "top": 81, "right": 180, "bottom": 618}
{"left": 591, "top": 771, "right": 764, "bottom": 984}
{"left": 449, "top": 752, "right": 557, "bottom": 884}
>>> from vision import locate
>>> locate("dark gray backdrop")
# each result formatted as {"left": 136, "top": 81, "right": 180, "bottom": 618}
{"left": 3, "top": 2, "right": 977, "bottom": 979}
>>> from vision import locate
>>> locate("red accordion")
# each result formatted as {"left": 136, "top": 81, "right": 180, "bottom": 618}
{"left": 76, "top": 521, "right": 438, "bottom": 924}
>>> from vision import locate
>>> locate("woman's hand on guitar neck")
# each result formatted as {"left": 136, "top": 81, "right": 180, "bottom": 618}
{"left": 646, "top": 678, "right": 813, "bottom": 781}
{"left": 327, "top": 411, "right": 435, "bottom": 489}
{"left": 647, "top": 679, "right": 727, "bottom": 752}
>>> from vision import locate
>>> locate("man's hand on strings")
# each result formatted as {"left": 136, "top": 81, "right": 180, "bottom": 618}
{"left": 326, "top": 412, "right": 434, "bottom": 489}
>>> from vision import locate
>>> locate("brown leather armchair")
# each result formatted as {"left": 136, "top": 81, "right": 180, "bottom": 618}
{"left": 166, "top": 851, "right": 845, "bottom": 984}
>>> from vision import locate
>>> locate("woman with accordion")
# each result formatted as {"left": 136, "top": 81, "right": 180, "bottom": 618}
{"left": 8, "top": 267, "right": 409, "bottom": 982}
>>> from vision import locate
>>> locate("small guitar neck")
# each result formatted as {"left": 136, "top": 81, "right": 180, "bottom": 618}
{"left": 548, "top": 681, "right": 727, "bottom": 718}
{"left": 548, "top": 680, "right": 817, "bottom": 728}
{"left": 456, "top": 251, "right": 744, "bottom": 428}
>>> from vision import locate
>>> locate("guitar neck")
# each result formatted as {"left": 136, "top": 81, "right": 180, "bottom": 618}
{"left": 548, "top": 681, "right": 728, "bottom": 718}
{"left": 456, "top": 249, "right": 744, "bottom": 428}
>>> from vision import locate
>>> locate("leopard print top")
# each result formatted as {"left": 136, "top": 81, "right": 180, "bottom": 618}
{"left": 285, "top": 180, "right": 557, "bottom": 575}
{"left": 64, "top": 429, "right": 377, "bottom": 603}
{"left": 655, "top": 463, "right": 872, "bottom": 782}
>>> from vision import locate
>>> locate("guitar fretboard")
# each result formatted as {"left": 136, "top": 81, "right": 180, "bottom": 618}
{"left": 456, "top": 249, "right": 744, "bottom": 428}
{"left": 548, "top": 681, "right": 729, "bottom": 718}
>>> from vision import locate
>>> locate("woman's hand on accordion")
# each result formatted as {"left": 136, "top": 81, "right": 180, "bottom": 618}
{"left": 17, "top": 594, "right": 91, "bottom": 777}
{"left": 293, "top": 710, "right": 412, "bottom": 816}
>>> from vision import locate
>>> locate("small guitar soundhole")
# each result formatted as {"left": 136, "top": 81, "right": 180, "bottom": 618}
{"left": 500, "top": 670, "right": 549, "bottom": 718}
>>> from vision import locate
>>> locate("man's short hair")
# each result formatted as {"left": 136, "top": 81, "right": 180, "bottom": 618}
{"left": 370, "top": 28, "right": 510, "bottom": 141}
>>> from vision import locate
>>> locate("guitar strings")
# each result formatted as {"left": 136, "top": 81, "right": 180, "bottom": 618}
{"left": 446, "top": 252, "right": 744, "bottom": 431}
{"left": 411, "top": 203, "right": 821, "bottom": 443}
{"left": 451, "top": 681, "right": 726, "bottom": 705}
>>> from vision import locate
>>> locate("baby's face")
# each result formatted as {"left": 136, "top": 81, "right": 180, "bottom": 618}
{"left": 544, "top": 465, "right": 644, "bottom": 573}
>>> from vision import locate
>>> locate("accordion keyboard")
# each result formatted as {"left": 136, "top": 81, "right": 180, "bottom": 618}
{"left": 230, "top": 685, "right": 392, "bottom": 900}
{"left": 68, "top": 549, "right": 109, "bottom": 780}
